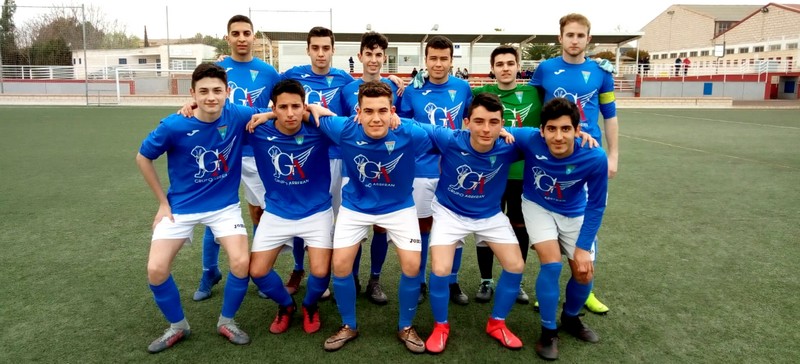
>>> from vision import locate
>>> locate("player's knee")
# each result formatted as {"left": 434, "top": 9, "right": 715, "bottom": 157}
{"left": 309, "top": 262, "right": 331, "bottom": 278}
{"left": 249, "top": 264, "right": 267, "bottom": 279}
{"left": 229, "top": 255, "right": 250, "bottom": 277}
{"left": 146, "top": 262, "right": 170, "bottom": 285}
{"left": 400, "top": 260, "right": 420, "bottom": 277}
{"left": 503, "top": 258, "right": 525, "bottom": 274}
{"left": 430, "top": 263, "right": 451, "bottom": 277}
{"left": 331, "top": 257, "right": 353, "bottom": 277}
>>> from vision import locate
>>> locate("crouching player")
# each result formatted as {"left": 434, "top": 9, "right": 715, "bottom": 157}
{"left": 308, "top": 81, "right": 431, "bottom": 353}
{"left": 246, "top": 79, "right": 334, "bottom": 335}
{"left": 136, "top": 63, "right": 260, "bottom": 353}
{"left": 511, "top": 97, "right": 608, "bottom": 360}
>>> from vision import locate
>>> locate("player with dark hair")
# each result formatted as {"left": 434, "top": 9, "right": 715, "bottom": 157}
{"left": 137, "top": 63, "right": 264, "bottom": 353}
{"left": 511, "top": 97, "right": 608, "bottom": 360}
{"left": 471, "top": 44, "right": 542, "bottom": 305}
{"left": 400, "top": 35, "right": 473, "bottom": 305}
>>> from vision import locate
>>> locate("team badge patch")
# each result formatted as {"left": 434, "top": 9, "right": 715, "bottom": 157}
{"left": 566, "top": 164, "right": 576, "bottom": 175}
{"left": 295, "top": 135, "right": 304, "bottom": 145}
{"left": 582, "top": 71, "right": 591, "bottom": 84}
{"left": 250, "top": 70, "right": 259, "bottom": 82}
{"left": 217, "top": 125, "right": 228, "bottom": 139}
{"left": 448, "top": 90, "right": 457, "bottom": 102}
{"left": 384, "top": 141, "right": 396, "bottom": 154}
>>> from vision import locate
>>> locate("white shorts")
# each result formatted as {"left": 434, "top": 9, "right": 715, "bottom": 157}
{"left": 429, "top": 199, "right": 517, "bottom": 248}
{"left": 251, "top": 208, "right": 334, "bottom": 252}
{"left": 330, "top": 159, "right": 343, "bottom": 216}
{"left": 521, "top": 197, "right": 596, "bottom": 261}
{"left": 241, "top": 156, "right": 266, "bottom": 208}
{"left": 412, "top": 178, "right": 439, "bottom": 218}
{"left": 334, "top": 206, "right": 421, "bottom": 251}
{"left": 151, "top": 203, "right": 247, "bottom": 244}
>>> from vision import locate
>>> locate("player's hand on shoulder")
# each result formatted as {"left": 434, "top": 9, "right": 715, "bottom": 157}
{"left": 579, "top": 131, "right": 599, "bottom": 148}
{"left": 153, "top": 203, "right": 174, "bottom": 231}
{"left": 247, "top": 112, "right": 272, "bottom": 133}
{"left": 500, "top": 128, "right": 515, "bottom": 144}
{"left": 389, "top": 113, "right": 401, "bottom": 130}
{"left": 217, "top": 54, "right": 230, "bottom": 62}
{"left": 592, "top": 58, "right": 616, "bottom": 74}
{"left": 177, "top": 101, "right": 197, "bottom": 117}
{"left": 307, "top": 104, "right": 336, "bottom": 126}
{"left": 387, "top": 74, "right": 406, "bottom": 96}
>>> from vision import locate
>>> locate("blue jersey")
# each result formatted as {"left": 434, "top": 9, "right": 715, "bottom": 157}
{"left": 282, "top": 65, "right": 355, "bottom": 159}
{"left": 318, "top": 116, "right": 431, "bottom": 214}
{"left": 246, "top": 121, "right": 332, "bottom": 219}
{"left": 511, "top": 128, "right": 608, "bottom": 251}
{"left": 218, "top": 57, "right": 280, "bottom": 157}
{"left": 530, "top": 57, "right": 616, "bottom": 144}
{"left": 341, "top": 78, "right": 401, "bottom": 117}
{"left": 139, "top": 103, "right": 255, "bottom": 214}
{"left": 421, "top": 124, "right": 520, "bottom": 219}
{"left": 398, "top": 76, "right": 472, "bottom": 177}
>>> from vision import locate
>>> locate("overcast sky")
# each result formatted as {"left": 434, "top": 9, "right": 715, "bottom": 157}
{"left": 12, "top": 0, "right": 767, "bottom": 40}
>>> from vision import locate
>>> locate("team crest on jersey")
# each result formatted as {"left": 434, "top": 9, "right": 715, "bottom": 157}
{"left": 217, "top": 125, "right": 228, "bottom": 139}
{"left": 326, "top": 76, "right": 334, "bottom": 87}
{"left": 448, "top": 90, "right": 457, "bottom": 102}
{"left": 384, "top": 141, "right": 396, "bottom": 154}
{"left": 515, "top": 91, "right": 523, "bottom": 103}
{"left": 566, "top": 164, "right": 576, "bottom": 175}
{"left": 250, "top": 70, "right": 259, "bottom": 82}
{"left": 552, "top": 87, "right": 596, "bottom": 122}
{"left": 531, "top": 166, "right": 581, "bottom": 201}
{"left": 448, "top": 164, "right": 503, "bottom": 196}
{"left": 353, "top": 153, "right": 403, "bottom": 186}
{"left": 268, "top": 145, "right": 313, "bottom": 182}
{"left": 191, "top": 137, "right": 235, "bottom": 181}
{"left": 582, "top": 71, "right": 591, "bottom": 84}
{"left": 303, "top": 85, "right": 337, "bottom": 109}
{"left": 295, "top": 135, "right": 304, "bottom": 145}
{"left": 489, "top": 156, "right": 497, "bottom": 167}
{"left": 228, "top": 81, "right": 265, "bottom": 107}
{"left": 423, "top": 102, "right": 462, "bottom": 129}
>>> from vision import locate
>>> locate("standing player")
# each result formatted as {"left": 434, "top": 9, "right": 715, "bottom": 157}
{"left": 421, "top": 93, "right": 526, "bottom": 353}
{"left": 182, "top": 15, "right": 281, "bottom": 302}
{"left": 340, "top": 31, "right": 402, "bottom": 306}
{"left": 246, "top": 79, "right": 333, "bottom": 335}
{"left": 136, "top": 63, "right": 258, "bottom": 353}
{"left": 471, "top": 45, "right": 542, "bottom": 305}
{"left": 399, "top": 35, "right": 473, "bottom": 305}
{"left": 511, "top": 98, "right": 608, "bottom": 360}
{"left": 309, "top": 81, "right": 429, "bottom": 353}
{"left": 530, "top": 13, "right": 618, "bottom": 314}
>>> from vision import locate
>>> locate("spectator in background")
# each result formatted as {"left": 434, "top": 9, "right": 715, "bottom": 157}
{"left": 411, "top": 67, "right": 418, "bottom": 78}
{"left": 462, "top": 68, "right": 469, "bottom": 79}
{"left": 674, "top": 57, "right": 682, "bottom": 76}
{"left": 682, "top": 57, "right": 690, "bottom": 76}
{"left": 349, "top": 56, "right": 355, "bottom": 73}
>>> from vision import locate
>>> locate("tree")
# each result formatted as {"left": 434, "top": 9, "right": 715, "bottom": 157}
{"left": 1, "top": 0, "right": 18, "bottom": 65}
{"left": 522, "top": 43, "right": 560, "bottom": 61}
{"left": 625, "top": 49, "right": 650, "bottom": 61}
{"left": 28, "top": 37, "right": 70, "bottom": 65}
{"left": 593, "top": 50, "right": 615, "bottom": 61}
{"left": 143, "top": 26, "right": 149, "bottom": 47}
{"left": 102, "top": 31, "right": 140, "bottom": 49}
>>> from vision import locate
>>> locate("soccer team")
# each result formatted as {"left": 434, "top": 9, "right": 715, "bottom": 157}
{"left": 136, "top": 12, "right": 618, "bottom": 361}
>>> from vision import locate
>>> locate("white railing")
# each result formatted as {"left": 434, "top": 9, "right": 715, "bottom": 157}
{"left": 628, "top": 59, "right": 796, "bottom": 78}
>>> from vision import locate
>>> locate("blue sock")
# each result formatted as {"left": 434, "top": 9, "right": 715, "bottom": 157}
{"left": 564, "top": 277, "right": 593, "bottom": 317}
{"left": 220, "top": 272, "right": 249, "bottom": 318}
{"left": 353, "top": 245, "right": 362, "bottom": 278}
{"left": 150, "top": 275, "right": 184, "bottom": 323}
{"left": 252, "top": 270, "right": 293, "bottom": 307}
{"left": 370, "top": 232, "right": 388, "bottom": 276}
{"left": 398, "top": 272, "right": 420, "bottom": 330}
{"left": 332, "top": 273, "right": 357, "bottom": 329}
{"left": 201, "top": 227, "right": 220, "bottom": 273}
{"left": 419, "top": 232, "right": 430, "bottom": 283}
{"left": 491, "top": 270, "right": 523, "bottom": 320}
{"left": 536, "top": 262, "right": 562, "bottom": 330}
{"left": 303, "top": 273, "right": 330, "bottom": 307}
{"left": 429, "top": 273, "right": 450, "bottom": 324}
{"left": 449, "top": 246, "right": 463, "bottom": 284}
{"left": 292, "top": 237, "right": 305, "bottom": 271}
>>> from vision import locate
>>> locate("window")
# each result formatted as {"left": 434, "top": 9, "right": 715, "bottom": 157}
{"left": 738, "top": 47, "right": 749, "bottom": 54}
{"left": 770, "top": 44, "right": 781, "bottom": 51}
{"left": 787, "top": 43, "right": 798, "bottom": 50}
{"left": 715, "top": 21, "right": 735, "bottom": 36}
{"left": 652, "top": 54, "right": 659, "bottom": 60}
{"left": 670, "top": 52, "right": 678, "bottom": 58}
{"left": 753, "top": 46, "right": 764, "bottom": 52}
{"left": 733, "top": 60, "right": 738, "bottom": 66}
{"left": 701, "top": 50, "right": 710, "bottom": 56}
{"left": 689, "top": 51, "right": 698, "bottom": 57}
{"left": 118, "top": 58, "right": 127, "bottom": 64}
{"left": 138, "top": 58, "right": 147, "bottom": 64}
{"left": 725, "top": 49, "right": 734, "bottom": 55}
{"left": 679, "top": 52, "right": 687, "bottom": 57}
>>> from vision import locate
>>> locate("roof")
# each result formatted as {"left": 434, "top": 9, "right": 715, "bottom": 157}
{"left": 259, "top": 31, "right": 642, "bottom": 46}
{"left": 715, "top": 3, "right": 800, "bottom": 39}
{"left": 680, "top": 4, "right": 764, "bottom": 21}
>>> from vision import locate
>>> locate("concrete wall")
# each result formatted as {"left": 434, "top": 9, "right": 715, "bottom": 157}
{"left": 640, "top": 80, "right": 767, "bottom": 100}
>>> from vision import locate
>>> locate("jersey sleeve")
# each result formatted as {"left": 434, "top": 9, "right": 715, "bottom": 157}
{"left": 398, "top": 90, "right": 414, "bottom": 118}
{"left": 575, "top": 151, "right": 609, "bottom": 251}
{"left": 139, "top": 120, "right": 171, "bottom": 160}
{"left": 530, "top": 64, "right": 545, "bottom": 87}
{"left": 316, "top": 116, "right": 350, "bottom": 145}
{"left": 598, "top": 72, "right": 617, "bottom": 120}
{"left": 409, "top": 123, "right": 434, "bottom": 156}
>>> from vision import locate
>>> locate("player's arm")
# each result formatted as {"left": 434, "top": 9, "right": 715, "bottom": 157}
{"left": 135, "top": 153, "right": 173, "bottom": 229}
{"left": 573, "top": 155, "right": 609, "bottom": 283}
{"left": 598, "top": 71, "right": 619, "bottom": 179}
{"left": 177, "top": 101, "right": 197, "bottom": 117}
{"left": 386, "top": 74, "right": 406, "bottom": 97}
{"left": 307, "top": 104, "right": 337, "bottom": 127}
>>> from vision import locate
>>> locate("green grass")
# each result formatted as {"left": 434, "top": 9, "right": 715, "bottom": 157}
{"left": 0, "top": 106, "right": 798, "bottom": 363}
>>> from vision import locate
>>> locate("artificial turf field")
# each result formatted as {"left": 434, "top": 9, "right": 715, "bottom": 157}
{"left": 0, "top": 106, "right": 797, "bottom": 363}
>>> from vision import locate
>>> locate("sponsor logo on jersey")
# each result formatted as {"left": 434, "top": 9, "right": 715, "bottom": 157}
{"left": 187, "top": 130, "right": 199, "bottom": 136}
{"left": 530, "top": 166, "right": 581, "bottom": 201}
{"left": 354, "top": 153, "right": 404, "bottom": 186}
{"left": 554, "top": 69, "right": 565, "bottom": 75}
{"left": 191, "top": 137, "right": 236, "bottom": 181}
{"left": 448, "top": 164, "right": 503, "bottom": 197}
{"left": 268, "top": 145, "right": 314, "bottom": 181}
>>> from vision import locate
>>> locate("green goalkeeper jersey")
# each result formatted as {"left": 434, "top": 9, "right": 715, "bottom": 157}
{"left": 472, "top": 84, "right": 542, "bottom": 180}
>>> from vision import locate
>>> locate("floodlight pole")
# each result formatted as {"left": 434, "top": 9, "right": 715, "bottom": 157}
{"left": 82, "top": 4, "right": 89, "bottom": 105}
{"left": 0, "top": 25, "right": 5, "bottom": 94}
